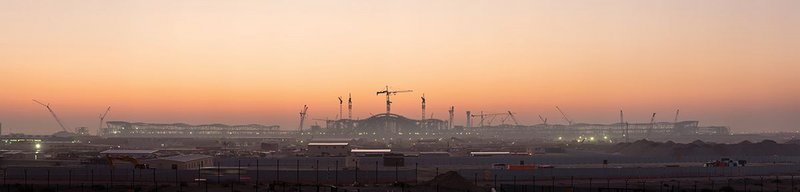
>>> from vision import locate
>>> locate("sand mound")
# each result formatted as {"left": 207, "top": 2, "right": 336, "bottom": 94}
{"left": 609, "top": 139, "right": 800, "bottom": 157}
{"left": 420, "top": 171, "right": 484, "bottom": 191}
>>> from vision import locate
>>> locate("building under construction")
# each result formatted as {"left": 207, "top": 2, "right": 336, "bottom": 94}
{"left": 301, "top": 86, "right": 731, "bottom": 141}
{"left": 101, "top": 121, "right": 288, "bottom": 138}
{"left": 97, "top": 86, "right": 730, "bottom": 141}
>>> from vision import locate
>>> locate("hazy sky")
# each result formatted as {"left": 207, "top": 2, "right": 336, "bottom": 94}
{"left": 1, "top": 0, "right": 798, "bottom": 134}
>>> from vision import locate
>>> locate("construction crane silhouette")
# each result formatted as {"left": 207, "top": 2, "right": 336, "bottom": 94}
{"left": 648, "top": 112, "right": 657, "bottom": 138}
{"left": 347, "top": 93, "right": 352, "bottom": 119}
{"left": 471, "top": 112, "right": 509, "bottom": 127}
{"left": 448, "top": 106, "right": 455, "bottom": 129}
{"left": 538, "top": 115, "right": 548, "bottom": 125}
{"left": 620, "top": 110, "right": 629, "bottom": 143}
{"left": 298, "top": 105, "right": 308, "bottom": 131}
{"left": 420, "top": 94, "right": 426, "bottom": 120}
{"left": 506, "top": 111, "right": 519, "bottom": 126}
{"left": 338, "top": 96, "right": 343, "bottom": 120}
{"left": 555, "top": 106, "right": 573, "bottom": 125}
{"left": 33, "top": 99, "right": 68, "bottom": 132}
{"left": 98, "top": 106, "right": 111, "bottom": 135}
{"left": 375, "top": 85, "right": 412, "bottom": 114}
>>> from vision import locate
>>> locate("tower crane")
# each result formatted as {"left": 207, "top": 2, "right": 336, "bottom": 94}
{"left": 33, "top": 99, "right": 68, "bottom": 132}
{"left": 348, "top": 93, "right": 352, "bottom": 119}
{"left": 620, "top": 110, "right": 630, "bottom": 143}
{"left": 471, "top": 112, "right": 509, "bottom": 127}
{"left": 298, "top": 105, "right": 308, "bottom": 131}
{"left": 338, "top": 96, "right": 343, "bottom": 120}
{"left": 538, "top": 115, "right": 548, "bottom": 125}
{"left": 648, "top": 112, "right": 657, "bottom": 138}
{"left": 448, "top": 106, "right": 455, "bottom": 129}
{"left": 555, "top": 106, "right": 573, "bottom": 125}
{"left": 376, "top": 86, "right": 412, "bottom": 114}
{"left": 506, "top": 111, "right": 519, "bottom": 126}
{"left": 98, "top": 106, "right": 111, "bottom": 135}
{"left": 421, "top": 94, "right": 426, "bottom": 121}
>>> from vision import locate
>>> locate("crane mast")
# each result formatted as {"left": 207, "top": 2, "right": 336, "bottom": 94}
{"left": 298, "top": 105, "right": 308, "bottom": 131}
{"left": 648, "top": 112, "right": 657, "bottom": 138}
{"left": 98, "top": 106, "right": 111, "bottom": 135}
{"left": 33, "top": 99, "right": 68, "bottom": 132}
{"left": 375, "top": 85, "right": 412, "bottom": 115}
{"left": 448, "top": 106, "right": 455, "bottom": 129}
{"left": 420, "top": 94, "right": 426, "bottom": 121}
{"left": 538, "top": 115, "right": 548, "bottom": 125}
{"left": 338, "top": 96, "right": 343, "bottom": 120}
{"left": 555, "top": 106, "right": 573, "bottom": 125}
{"left": 506, "top": 111, "right": 519, "bottom": 126}
{"left": 348, "top": 93, "right": 352, "bottom": 119}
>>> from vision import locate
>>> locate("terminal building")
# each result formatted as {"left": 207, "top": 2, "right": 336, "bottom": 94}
{"left": 102, "top": 121, "right": 288, "bottom": 138}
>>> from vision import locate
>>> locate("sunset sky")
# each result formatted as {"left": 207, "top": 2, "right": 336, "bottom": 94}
{"left": 1, "top": 0, "right": 798, "bottom": 134}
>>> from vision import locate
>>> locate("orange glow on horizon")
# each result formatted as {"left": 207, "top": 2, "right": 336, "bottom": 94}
{"left": 1, "top": 0, "right": 798, "bottom": 134}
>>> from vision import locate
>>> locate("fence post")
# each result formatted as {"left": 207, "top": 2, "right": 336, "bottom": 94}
{"left": 296, "top": 160, "right": 300, "bottom": 189}
{"left": 474, "top": 173, "right": 478, "bottom": 186}
{"left": 334, "top": 160, "right": 338, "bottom": 186}
{"left": 513, "top": 176, "right": 517, "bottom": 192}
{"left": 355, "top": 160, "right": 359, "bottom": 185}
{"left": 175, "top": 168, "right": 181, "bottom": 192}
{"left": 493, "top": 174, "right": 497, "bottom": 189}
{"left": 256, "top": 159, "right": 259, "bottom": 192}
{"left": 415, "top": 163, "right": 418, "bottom": 184}
{"left": 588, "top": 178, "right": 592, "bottom": 192}
{"left": 276, "top": 159, "right": 280, "bottom": 184}
{"left": 109, "top": 168, "right": 114, "bottom": 192}
{"left": 152, "top": 169, "right": 157, "bottom": 192}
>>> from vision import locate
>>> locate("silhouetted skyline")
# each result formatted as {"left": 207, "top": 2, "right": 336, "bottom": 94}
{"left": 1, "top": 0, "right": 798, "bottom": 134}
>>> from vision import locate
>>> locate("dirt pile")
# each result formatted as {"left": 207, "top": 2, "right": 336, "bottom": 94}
{"left": 418, "top": 171, "right": 485, "bottom": 191}
{"left": 609, "top": 139, "right": 800, "bottom": 157}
